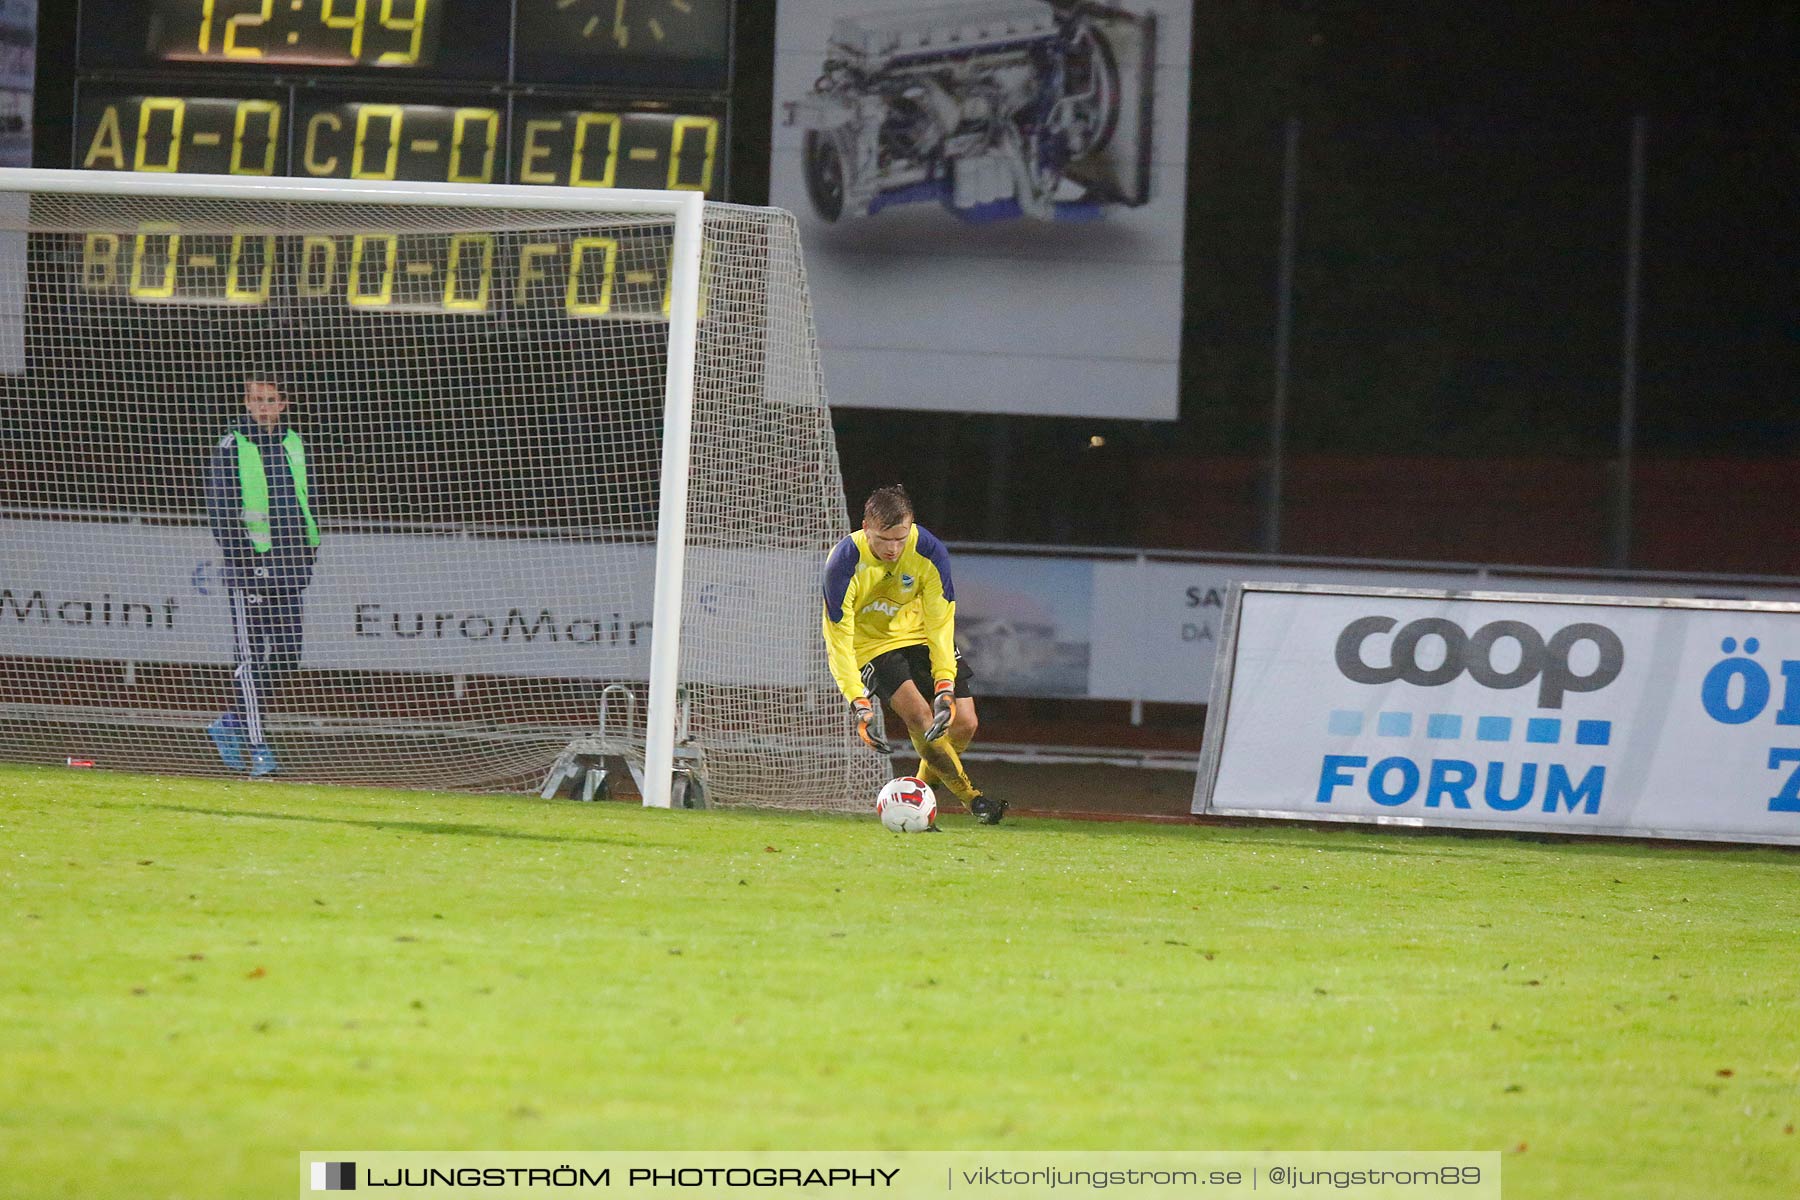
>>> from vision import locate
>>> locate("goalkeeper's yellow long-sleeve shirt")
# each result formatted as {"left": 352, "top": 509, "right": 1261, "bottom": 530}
{"left": 821, "top": 523, "right": 958, "bottom": 703}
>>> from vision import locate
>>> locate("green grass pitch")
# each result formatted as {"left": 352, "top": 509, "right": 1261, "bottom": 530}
{"left": 2, "top": 763, "right": 1796, "bottom": 1200}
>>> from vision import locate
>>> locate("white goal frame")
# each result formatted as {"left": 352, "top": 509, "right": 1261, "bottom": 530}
{"left": 1, "top": 167, "right": 706, "bottom": 809}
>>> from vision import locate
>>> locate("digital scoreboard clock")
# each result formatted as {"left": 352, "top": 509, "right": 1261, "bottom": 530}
{"left": 149, "top": 0, "right": 446, "bottom": 70}
{"left": 71, "top": 0, "right": 736, "bottom": 194}
{"left": 79, "top": 0, "right": 510, "bottom": 79}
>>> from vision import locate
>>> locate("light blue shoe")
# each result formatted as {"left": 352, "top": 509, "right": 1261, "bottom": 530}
{"left": 249, "top": 746, "right": 280, "bottom": 779}
{"left": 207, "top": 716, "right": 247, "bottom": 770}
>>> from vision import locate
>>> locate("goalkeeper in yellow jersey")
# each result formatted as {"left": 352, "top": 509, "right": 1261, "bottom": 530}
{"left": 822, "top": 485, "right": 1005, "bottom": 825}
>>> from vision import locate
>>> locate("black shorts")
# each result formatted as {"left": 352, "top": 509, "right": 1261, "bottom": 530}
{"left": 860, "top": 644, "right": 974, "bottom": 704}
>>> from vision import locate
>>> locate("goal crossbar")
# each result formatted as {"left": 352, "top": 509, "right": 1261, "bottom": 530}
{"left": 0, "top": 168, "right": 706, "bottom": 219}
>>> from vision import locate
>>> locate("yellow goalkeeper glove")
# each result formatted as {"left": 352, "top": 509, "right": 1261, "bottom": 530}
{"left": 852, "top": 697, "right": 891, "bottom": 755}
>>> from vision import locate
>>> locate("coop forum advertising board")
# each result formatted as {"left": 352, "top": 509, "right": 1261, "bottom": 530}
{"left": 1194, "top": 583, "right": 1800, "bottom": 846}
{"left": 772, "top": 0, "right": 1188, "bottom": 419}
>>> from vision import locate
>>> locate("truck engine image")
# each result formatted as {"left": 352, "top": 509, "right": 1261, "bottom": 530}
{"left": 785, "top": 1, "right": 1156, "bottom": 223}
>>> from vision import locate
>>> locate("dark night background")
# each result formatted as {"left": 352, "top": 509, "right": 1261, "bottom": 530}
{"left": 809, "top": 2, "right": 1798, "bottom": 571}
{"left": 27, "top": 2, "right": 1800, "bottom": 572}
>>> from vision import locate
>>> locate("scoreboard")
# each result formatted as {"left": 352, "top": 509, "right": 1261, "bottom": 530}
{"left": 69, "top": 0, "right": 734, "bottom": 195}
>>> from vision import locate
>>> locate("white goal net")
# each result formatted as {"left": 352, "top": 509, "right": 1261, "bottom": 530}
{"left": 0, "top": 171, "right": 885, "bottom": 811}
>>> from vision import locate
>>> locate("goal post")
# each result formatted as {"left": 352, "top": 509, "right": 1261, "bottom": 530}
{"left": 0, "top": 168, "right": 885, "bottom": 811}
{"left": 644, "top": 184, "right": 703, "bottom": 812}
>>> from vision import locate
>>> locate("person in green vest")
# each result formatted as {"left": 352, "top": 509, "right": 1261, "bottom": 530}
{"left": 204, "top": 371, "right": 320, "bottom": 778}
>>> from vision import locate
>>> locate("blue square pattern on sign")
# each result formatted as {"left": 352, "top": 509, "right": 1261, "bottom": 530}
{"left": 1328, "top": 710, "right": 1363, "bottom": 736}
{"left": 1575, "top": 719, "right": 1612, "bottom": 746}
{"left": 1476, "top": 716, "right": 1513, "bottom": 742}
{"left": 1526, "top": 718, "right": 1562, "bottom": 744}
{"left": 1377, "top": 711, "right": 1413, "bottom": 737}
{"left": 1426, "top": 714, "right": 1463, "bottom": 739}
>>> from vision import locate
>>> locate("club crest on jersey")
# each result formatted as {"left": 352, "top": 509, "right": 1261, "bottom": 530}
{"left": 899, "top": 574, "right": 915, "bottom": 590}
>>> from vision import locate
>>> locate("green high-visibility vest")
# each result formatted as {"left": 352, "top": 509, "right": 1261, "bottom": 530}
{"left": 234, "top": 429, "right": 320, "bottom": 554}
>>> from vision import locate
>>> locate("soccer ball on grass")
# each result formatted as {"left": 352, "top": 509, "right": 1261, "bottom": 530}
{"left": 875, "top": 776, "right": 939, "bottom": 833}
